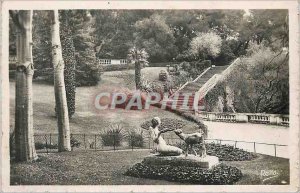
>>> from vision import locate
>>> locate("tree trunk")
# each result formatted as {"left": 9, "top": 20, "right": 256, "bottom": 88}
{"left": 135, "top": 61, "right": 142, "bottom": 89}
{"left": 50, "top": 10, "right": 71, "bottom": 151}
{"left": 11, "top": 10, "right": 37, "bottom": 161}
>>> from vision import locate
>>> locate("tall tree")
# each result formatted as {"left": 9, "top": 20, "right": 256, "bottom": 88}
{"left": 60, "top": 10, "right": 77, "bottom": 118}
{"left": 127, "top": 47, "right": 149, "bottom": 89}
{"left": 134, "top": 14, "right": 178, "bottom": 63}
{"left": 190, "top": 32, "right": 222, "bottom": 60}
{"left": 50, "top": 10, "right": 71, "bottom": 151}
{"left": 9, "top": 10, "right": 37, "bottom": 161}
{"left": 72, "top": 10, "right": 101, "bottom": 86}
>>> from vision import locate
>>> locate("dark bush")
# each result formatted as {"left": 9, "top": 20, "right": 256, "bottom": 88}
{"left": 214, "top": 43, "right": 236, "bottom": 66}
{"left": 127, "top": 130, "right": 145, "bottom": 148}
{"left": 175, "top": 51, "right": 195, "bottom": 62}
{"left": 34, "top": 142, "right": 58, "bottom": 150}
{"left": 100, "top": 124, "right": 125, "bottom": 147}
{"left": 125, "top": 162, "right": 242, "bottom": 184}
{"left": 71, "top": 137, "right": 81, "bottom": 148}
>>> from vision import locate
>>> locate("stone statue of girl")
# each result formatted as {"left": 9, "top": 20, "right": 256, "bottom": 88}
{"left": 149, "top": 117, "right": 183, "bottom": 156}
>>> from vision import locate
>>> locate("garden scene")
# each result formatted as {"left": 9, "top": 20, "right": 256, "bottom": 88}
{"left": 9, "top": 9, "right": 289, "bottom": 185}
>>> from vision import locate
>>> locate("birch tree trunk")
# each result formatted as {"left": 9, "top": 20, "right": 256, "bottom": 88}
{"left": 50, "top": 10, "right": 71, "bottom": 151}
{"left": 10, "top": 10, "right": 37, "bottom": 161}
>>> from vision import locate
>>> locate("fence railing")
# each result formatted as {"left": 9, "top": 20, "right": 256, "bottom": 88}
{"left": 32, "top": 133, "right": 288, "bottom": 158}
{"left": 195, "top": 112, "right": 289, "bottom": 126}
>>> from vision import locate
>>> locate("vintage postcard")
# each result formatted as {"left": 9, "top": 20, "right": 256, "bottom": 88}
{"left": 0, "top": 0, "right": 299, "bottom": 192}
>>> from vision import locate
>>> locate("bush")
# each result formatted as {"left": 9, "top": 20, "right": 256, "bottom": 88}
{"left": 180, "top": 61, "right": 191, "bottom": 71}
{"left": 34, "top": 142, "right": 58, "bottom": 150}
{"left": 214, "top": 43, "right": 236, "bottom": 66}
{"left": 127, "top": 129, "right": 145, "bottom": 148}
{"left": 102, "top": 63, "right": 135, "bottom": 71}
{"left": 71, "top": 137, "right": 81, "bottom": 148}
{"left": 125, "top": 162, "right": 242, "bottom": 184}
{"left": 100, "top": 124, "right": 125, "bottom": 147}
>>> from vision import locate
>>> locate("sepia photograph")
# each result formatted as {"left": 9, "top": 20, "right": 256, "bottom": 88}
{"left": 1, "top": 1, "right": 299, "bottom": 192}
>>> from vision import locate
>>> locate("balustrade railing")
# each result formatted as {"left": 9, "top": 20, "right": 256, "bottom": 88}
{"left": 195, "top": 111, "right": 289, "bottom": 126}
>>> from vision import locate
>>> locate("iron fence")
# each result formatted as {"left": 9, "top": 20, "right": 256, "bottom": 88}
{"left": 32, "top": 133, "right": 288, "bottom": 158}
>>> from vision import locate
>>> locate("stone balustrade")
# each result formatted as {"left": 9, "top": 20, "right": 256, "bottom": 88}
{"left": 195, "top": 111, "right": 289, "bottom": 126}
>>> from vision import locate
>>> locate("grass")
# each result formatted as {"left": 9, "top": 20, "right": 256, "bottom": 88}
{"left": 9, "top": 67, "right": 198, "bottom": 136}
{"left": 10, "top": 150, "right": 289, "bottom": 185}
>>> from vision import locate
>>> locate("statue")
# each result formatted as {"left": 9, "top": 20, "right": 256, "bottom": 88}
{"left": 174, "top": 129, "right": 207, "bottom": 158}
{"left": 149, "top": 117, "right": 183, "bottom": 156}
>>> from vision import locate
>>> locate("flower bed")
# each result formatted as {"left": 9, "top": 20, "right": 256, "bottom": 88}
{"left": 125, "top": 162, "right": 242, "bottom": 184}
{"left": 176, "top": 143, "right": 258, "bottom": 161}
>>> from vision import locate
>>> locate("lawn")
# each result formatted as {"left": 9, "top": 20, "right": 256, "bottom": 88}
{"left": 10, "top": 150, "right": 289, "bottom": 185}
{"left": 9, "top": 67, "right": 198, "bottom": 136}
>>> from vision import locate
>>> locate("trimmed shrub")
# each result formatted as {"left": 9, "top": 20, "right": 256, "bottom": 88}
{"left": 127, "top": 129, "right": 145, "bottom": 148}
{"left": 125, "top": 162, "right": 242, "bottom": 184}
{"left": 100, "top": 124, "right": 125, "bottom": 147}
{"left": 102, "top": 63, "right": 135, "bottom": 72}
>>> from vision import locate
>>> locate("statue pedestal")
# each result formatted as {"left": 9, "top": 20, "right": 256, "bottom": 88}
{"left": 143, "top": 154, "right": 219, "bottom": 169}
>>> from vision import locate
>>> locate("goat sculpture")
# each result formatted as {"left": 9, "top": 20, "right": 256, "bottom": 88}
{"left": 174, "top": 129, "right": 207, "bottom": 158}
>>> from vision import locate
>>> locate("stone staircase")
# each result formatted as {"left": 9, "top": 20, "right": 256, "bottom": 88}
{"left": 167, "top": 58, "right": 240, "bottom": 113}
{"left": 178, "top": 65, "right": 229, "bottom": 94}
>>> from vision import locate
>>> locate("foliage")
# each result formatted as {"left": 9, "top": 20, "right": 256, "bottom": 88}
{"left": 140, "top": 118, "right": 185, "bottom": 131}
{"left": 190, "top": 32, "right": 222, "bottom": 60}
{"left": 214, "top": 42, "right": 236, "bottom": 66}
{"left": 204, "top": 83, "right": 227, "bottom": 112}
{"left": 125, "top": 163, "right": 242, "bottom": 184}
{"left": 34, "top": 142, "right": 58, "bottom": 150}
{"left": 170, "top": 70, "right": 191, "bottom": 90}
{"left": 32, "top": 11, "right": 53, "bottom": 71}
{"left": 176, "top": 143, "right": 257, "bottom": 161}
{"left": 205, "top": 41, "right": 289, "bottom": 114}
{"left": 127, "top": 128, "right": 145, "bottom": 148}
{"left": 100, "top": 124, "right": 126, "bottom": 147}
{"left": 60, "top": 10, "right": 77, "bottom": 117}
{"left": 134, "top": 14, "right": 178, "bottom": 63}
{"left": 92, "top": 10, "right": 152, "bottom": 59}
{"left": 226, "top": 42, "right": 289, "bottom": 114}
{"left": 102, "top": 63, "right": 135, "bottom": 71}
{"left": 70, "top": 137, "right": 81, "bottom": 148}
{"left": 10, "top": 10, "right": 288, "bottom": 83}
{"left": 72, "top": 11, "right": 102, "bottom": 86}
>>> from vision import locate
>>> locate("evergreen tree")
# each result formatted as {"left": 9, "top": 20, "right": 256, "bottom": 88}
{"left": 72, "top": 10, "right": 101, "bottom": 86}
